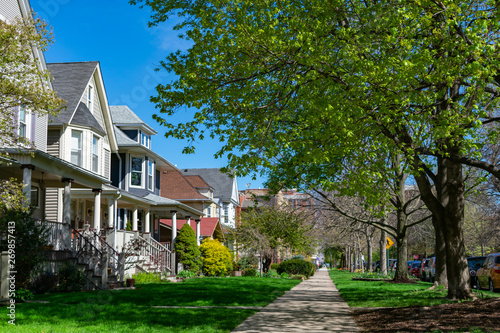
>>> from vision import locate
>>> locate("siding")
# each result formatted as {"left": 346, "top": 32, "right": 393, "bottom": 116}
{"left": 104, "top": 148, "right": 110, "bottom": 180}
{"left": 47, "top": 129, "right": 60, "bottom": 157}
{"left": 0, "top": 0, "right": 21, "bottom": 21}
{"left": 45, "top": 188, "right": 59, "bottom": 222}
{"left": 34, "top": 114, "right": 48, "bottom": 152}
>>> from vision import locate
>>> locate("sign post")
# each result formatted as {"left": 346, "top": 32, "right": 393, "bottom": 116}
{"left": 386, "top": 237, "right": 394, "bottom": 273}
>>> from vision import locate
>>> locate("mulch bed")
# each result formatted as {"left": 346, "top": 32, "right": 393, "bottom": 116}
{"left": 352, "top": 297, "right": 500, "bottom": 332}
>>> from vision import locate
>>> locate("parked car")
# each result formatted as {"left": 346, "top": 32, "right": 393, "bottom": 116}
{"left": 407, "top": 260, "right": 414, "bottom": 272}
{"left": 389, "top": 259, "right": 397, "bottom": 271}
{"left": 476, "top": 253, "right": 500, "bottom": 292}
{"left": 421, "top": 257, "right": 436, "bottom": 282}
{"left": 467, "top": 256, "right": 486, "bottom": 289}
{"left": 420, "top": 258, "right": 431, "bottom": 281}
{"left": 410, "top": 261, "right": 422, "bottom": 278}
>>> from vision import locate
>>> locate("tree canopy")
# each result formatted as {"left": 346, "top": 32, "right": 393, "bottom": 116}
{"left": 132, "top": 0, "right": 500, "bottom": 299}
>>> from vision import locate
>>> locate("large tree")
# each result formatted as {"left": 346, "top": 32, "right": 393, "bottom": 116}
{"left": 132, "top": 0, "right": 500, "bottom": 299}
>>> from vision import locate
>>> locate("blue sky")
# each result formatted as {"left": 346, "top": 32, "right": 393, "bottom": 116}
{"left": 31, "top": 0, "right": 264, "bottom": 191}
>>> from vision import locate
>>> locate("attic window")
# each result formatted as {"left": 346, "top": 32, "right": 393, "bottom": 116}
{"left": 88, "top": 85, "right": 93, "bottom": 112}
{"left": 140, "top": 131, "right": 150, "bottom": 148}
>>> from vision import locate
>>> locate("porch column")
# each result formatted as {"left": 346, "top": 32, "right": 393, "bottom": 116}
{"left": 92, "top": 189, "right": 102, "bottom": 232}
{"left": 186, "top": 216, "right": 191, "bottom": 228}
{"left": 62, "top": 178, "right": 73, "bottom": 224}
{"left": 132, "top": 206, "right": 138, "bottom": 231}
{"left": 171, "top": 210, "right": 178, "bottom": 248}
{"left": 123, "top": 209, "right": 128, "bottom": 230}
{"left": 195, "top": 219, "right": 201, "bottom": 246}
{"left": 20, "top": 164, "right": 35, "bottom": 206}
{"left": 171, "top": 210, "right": 178, "bottom": 275}
{"left": 144, "top": 209, "right": 150, "bottom": 233}
{"left": 107, "top": 199, "right": 114, "bottom": 228}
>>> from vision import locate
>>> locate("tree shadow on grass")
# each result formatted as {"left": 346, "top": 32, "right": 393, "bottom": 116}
{"left": 1, "top": 302, "right": 258, "bottom": 332}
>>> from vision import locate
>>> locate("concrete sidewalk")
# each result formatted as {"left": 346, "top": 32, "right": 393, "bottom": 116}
{"left": 232, "top": 268, "right": 361, "bottom": 332}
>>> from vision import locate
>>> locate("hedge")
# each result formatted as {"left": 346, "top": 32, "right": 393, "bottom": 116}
{"left": 277, "top": 259, "right": 315, "bottom": 278}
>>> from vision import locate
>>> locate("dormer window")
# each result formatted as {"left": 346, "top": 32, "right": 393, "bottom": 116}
{"left": 140, "top": 131, "right": 150, "bottom": 148}
{"left": 88, "top": 85, "right": 93, "bottom": 112}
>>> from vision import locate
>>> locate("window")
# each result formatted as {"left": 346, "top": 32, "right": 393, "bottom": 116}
{"left": 19, "top": 106, "right": 27, "bottom": 138}
{"left": 71, "top": 130, "right": 82, "bottom": 166}
{"left": 92, "top": 136, "right": 99, "bottom": 173}
{"left": 206, "top": 206, "right": 211, "bottom": 217}
{"left": 224, "top": 205, "right": 229, "bottom": 218}
{"left": 147, "top": 160, "right": 154, "bottom": 191}
{"left": 88, "top": 85, "right": 93, "bottom": 112}
{"left": 131, "top": 157, "right": 143, "bottom": 187}
{"left": 31, "top": 186, "right": 39, "bottom": 207}
{"left": 141, "top": 131, "right": 150, "bottom": 148}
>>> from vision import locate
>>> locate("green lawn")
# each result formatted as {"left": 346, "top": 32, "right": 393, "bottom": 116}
{"left": 0, "top": 277, "right": 301, "bottom": 332}
{"left": 329, "top": 269, "right": 499, "bottom": 308}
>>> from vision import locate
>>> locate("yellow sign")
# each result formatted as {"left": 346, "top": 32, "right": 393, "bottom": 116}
{"left": 386, "top": 237, "right": 394, "bottom": 249}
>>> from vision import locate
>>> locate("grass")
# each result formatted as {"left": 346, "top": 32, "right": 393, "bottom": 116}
{"left": 329, "top": 269, "right": 499, "bottom": 308}
{"left": 0, "top": 277, "right": 301, "bottom": 332}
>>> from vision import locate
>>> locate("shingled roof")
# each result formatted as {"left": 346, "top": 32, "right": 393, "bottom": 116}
{"left": 160, "top": 169, "right": 207, "bottom": 200}
{"left": 181, "top": 168, "right": 235, "bottom": 201}
{"left": 47, "top": 62, "right": 98, "bottom": 125}
{"left": 160, "top": 217, "right": 223, "bottom": 239}
{"left": 109, "top": 105, "right": 156, "bottom": 134}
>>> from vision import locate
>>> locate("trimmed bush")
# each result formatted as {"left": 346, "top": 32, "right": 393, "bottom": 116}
{"left": 277, "top": 259, "right": 316, "bottom": 278}
{"left": 175, "top": 223, "right": 202, "bottom": 273}
{"left": 270, "top": 263, "right": 279, "bottom": 270}
{"left": 243, "top": 268, "right": 258, "bottom": 277}
{"left": 263, "top": 269, "right": 279, "bottom": 278}
{"left": 132, "top": 272, "right": 164, "bottom": 283}
{"left": 199, "top": 239, "right": 233, "bottom": 276}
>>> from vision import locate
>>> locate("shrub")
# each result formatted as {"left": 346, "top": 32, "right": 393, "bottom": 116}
{"left": 29, "top": 272, "right": 59, "bottom": 294}
{"left": 280, "top": 272, "right": 290, "bottom": 279}
{"left": 238, "top": 254, "right": 258, "bottom": 270}
{"left": 132, "top": 272, "right": 164, "bottom": 283}
{"left": 243, "top": 268, "right": 258, "bottom": 277}
{"left": 57, "top": 264, "right": 85, "bottom": 292}
{"left": 291, "top": 254, "right": 305, "bottom": 260}
{"left": 199, "top": 239, "right": 233, "bottom": 276}
{"left": 291, "top": 274, "right": 306, "bottom": 280}
{"left": 175, "top": 223, "right": 202, "bottom": 273}
{"left": 263, "top": 269, "right": 279, "bottom": 278}
{"left": 14, "top": 288, "right": 34, "bottom": 302}
{"left": 177, "top": 270, "right": 197, "bottom": 278}
{"left": 270, "top": 263, "right": 279, "bottom": 270}
{"left": 0, "top": 206, "right": 50, "bottom": 289}
{"left": 277, "top": 259, "right": 316, "bottom": 278}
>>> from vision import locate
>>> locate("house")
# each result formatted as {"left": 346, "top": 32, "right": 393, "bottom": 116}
{"left": 159, "top": 217, "right": 225, "bottom": 245}
{"left": 160, "top": 168, "right": 219, "bottom": 220}
{"left": 181, "top": 168, "right": 240, "bottom": 228}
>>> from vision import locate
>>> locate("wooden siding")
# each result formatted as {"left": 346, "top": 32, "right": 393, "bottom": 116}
{"left": 47, "top": 129, "right": 60, "bottom": 157}
{"left": 45, "top": 188, "right": 59, "bottom": 222}
{"left": 104, "top": 148, "right": 110, "bottom": 180}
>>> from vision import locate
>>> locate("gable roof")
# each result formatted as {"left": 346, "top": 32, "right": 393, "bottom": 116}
{"left": 47, "top": 62, "right": 98, "bottom": 125}
{"left": 72, "top": 102, "right": 105, "bottom": 134}
{"left": 160, "top": 169, "right": 207, "bottom": 200}
{"left": 184, "top": 175, "right": 212, "bottom": 189}
{"left": 159, "top": 217, "right": 223, "bottom": 238}
{"left": 109, "top": 105, "right": 157, "bottom": 134}
{"left": 113, "top": 125, "right": 140, "bottom": 146}
{"left": 181, "top": 168, "right": 236, "bottom": 201}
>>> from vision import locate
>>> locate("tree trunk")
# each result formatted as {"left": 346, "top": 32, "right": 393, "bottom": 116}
{"left": 432, "top": 216, "right": 447, "bottom": 287}
{"left": 394, "top": 169, "right": 410, "bottom": 281}
{"left": 366, "top": 227, "right": 373, "bottom": 272}
{"left": 380, "top": 220, "right": 387, "bottom": 275}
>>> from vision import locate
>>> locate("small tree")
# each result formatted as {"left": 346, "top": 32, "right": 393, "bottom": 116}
{"left": 0, "top": 200, "right": 50, "bottom": 289}
{"left": 199, "top": 239, "right": 232, "bottom": 277}
{"left": 175, "top": 223, "right": 201, "bottom": 273}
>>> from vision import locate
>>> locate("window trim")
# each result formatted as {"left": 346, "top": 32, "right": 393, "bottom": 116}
{"left": 70, "top": 130, "right": 83, "bottom": 166}
{"left": 147, "top": 160, "right": 154, "bottom": 191}
{"left": 140, "top": 131, "right": 150, "bottom": 148}
{"left": 130, "top": 156, "right": 144, "bottom": 188}
{"left": 92, "top": 135, "right": 99, "bottom": 173}
{"left": 88, "top": 85, "right": 93, "bottom": 112}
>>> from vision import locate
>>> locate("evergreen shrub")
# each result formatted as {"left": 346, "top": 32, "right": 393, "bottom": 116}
{"left": 175, "top": 223, "right": 202, "bottom": 273}
{"left": 277, "top": 259, "right": 315, "bottom": 278}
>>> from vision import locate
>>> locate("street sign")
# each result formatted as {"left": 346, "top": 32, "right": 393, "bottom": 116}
{"left": 386, "top": 237, "right": 394, "bottom": 249}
